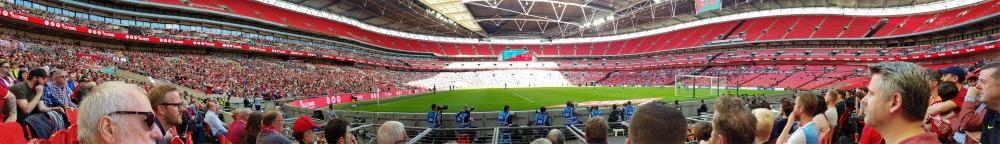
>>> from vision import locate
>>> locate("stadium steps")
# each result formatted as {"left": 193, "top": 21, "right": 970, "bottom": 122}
{"left": 768, "top": 70, "right": 798, "bottom": 88}
{"left": 594, "top": 70, "right": 618, "bottom": 84}
{"left": 705, "top": 53, "right": 724, "bottom": 63}
{"left": 721, "top": 20, "right": 747, "bottom": 40}
{"left": 738, "top": 73, "right": 764, "bottom": 86}
{"left": 126, "top": 26, "right": 144, "bottom": 35}
{"left": 806, "top": 16, "right": 828, "bottom": 38}
{"left": 778, "top": 16, "right": 806, "bottom": 40}
{"left": 834, "top": 17, "right": 857, "bottom": 38}
{"left": 863, "top": 18, "right": 889, "bottom": 38}
{"left": 399, "top": 60, "right": 412, "bottom": 67}
{"left": 793, "top": 71, "right": 827, "bottom": 89}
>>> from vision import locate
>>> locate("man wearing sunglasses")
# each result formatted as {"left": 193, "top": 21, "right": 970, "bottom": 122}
{"left": 78, "top": 81, "right": 163, "bottom": 144}
{"left": 43, "top": 70, "right": 76, "bottom": 108}
{"left": 148, "top": 85, "right": 185, "bottom": 144}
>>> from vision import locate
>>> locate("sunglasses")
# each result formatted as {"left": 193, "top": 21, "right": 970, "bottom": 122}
{"left": 160, "top": 102, "right": 184, "bottom": 109}
{"left": 107, "top": 111, "right": 157, "bottom": 130}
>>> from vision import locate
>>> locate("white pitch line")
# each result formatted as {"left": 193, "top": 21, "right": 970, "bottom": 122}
{"left": 512, "top": 92, "right": 535, "bottom": 102}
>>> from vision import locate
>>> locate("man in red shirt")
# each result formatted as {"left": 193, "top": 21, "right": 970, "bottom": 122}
{"left": 862, "top": 62, "right": 938, "bottom": 144}
{"left": 1, "top": 86, "right": 15, "bottom": 122}
{"left": 928, "top": 66, "right": 968, "bottom": 116}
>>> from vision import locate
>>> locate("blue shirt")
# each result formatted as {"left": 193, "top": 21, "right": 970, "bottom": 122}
{"left": 254, "top": 97, "right": 262, "bottom": 105}
{"left": 563, "top": 107, "right": 579, "bottom": 125}
{"left": 497, "top": 111, "right": 510, "bottom": 126}
{"left": 623, "top": 105, "right": 635, "bottom": 121}
{"left": 534, "top": 113, "right": 549, "bottom": 126}
{"left": 427, "top": 111, "right": 440, "bottom": 128}
{"left": 590, "top": 109, "right": 602, "bottom": 118}
{"left": 456, "top": 111, "right": 470, "bottom": 128}
{"left": 803, "top": 122, "right": 820, "bottom": 144}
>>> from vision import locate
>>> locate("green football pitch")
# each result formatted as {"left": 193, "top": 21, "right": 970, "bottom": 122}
{"left": 346, "top": 87, "right": 786, "bottom": 113}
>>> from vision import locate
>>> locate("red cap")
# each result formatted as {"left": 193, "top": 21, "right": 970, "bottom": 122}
{"left": 292, "top": 116, "right": 320, "bottom": 133}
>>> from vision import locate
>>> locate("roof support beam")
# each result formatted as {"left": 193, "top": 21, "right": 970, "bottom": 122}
{"left": 476, "top": 18, "right": 582, "bottom": 26}
{"left": 463, "top": 0, "right": 614, "bottom": 12}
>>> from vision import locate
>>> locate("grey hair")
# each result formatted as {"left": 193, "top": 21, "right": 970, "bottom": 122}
{"left": 547, "top": 129, "right": 565, "bottom": 144}
{"left": 234, "top": 108, "right": 251, "bottom": 119}
{"left": 868, "top": 61, "right": 930, "bottom": 120}
{"left": 78, "top": 81, "right": 147, "bottom": 143}
{"left": 50, "top": 69, "right": 67, "bottom": 76}
{"left": 378, "top": 121, "right": 407, "bottom": 144}
{"left": 530, "top": 138, "right": 553, "bottom": 144}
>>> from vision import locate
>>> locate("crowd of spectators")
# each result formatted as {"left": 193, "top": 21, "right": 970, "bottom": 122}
{"left": 0, "top": 32, "right": 434, "bottom": 100}
{"left": 3, "top": 28, "right": 1000, "bottom": 144}
{"left": 0, "top": 1, "right": 418, "bottom": 67}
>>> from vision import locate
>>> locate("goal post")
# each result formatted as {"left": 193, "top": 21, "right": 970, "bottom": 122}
{"left": 674, "top": 75, "right": 727, "bottom": 98}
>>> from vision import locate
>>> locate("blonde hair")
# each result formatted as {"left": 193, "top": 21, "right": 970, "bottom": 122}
{"left": 751, "top": 108, "right": 775, "bottom": 140}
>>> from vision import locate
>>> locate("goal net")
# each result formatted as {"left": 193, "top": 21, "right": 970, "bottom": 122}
{"left": 674, "top": 75, "right": 727, "bottom": 98}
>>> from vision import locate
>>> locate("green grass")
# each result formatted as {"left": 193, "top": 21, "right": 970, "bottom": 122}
{"left": 347, "top": 87, "right": 785, "bottom": 113}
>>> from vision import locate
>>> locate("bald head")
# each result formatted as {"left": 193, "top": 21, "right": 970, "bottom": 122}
{"left": 378, "top": 121, "right": 407, "bottom": 144}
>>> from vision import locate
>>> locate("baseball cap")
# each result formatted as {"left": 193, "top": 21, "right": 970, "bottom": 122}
{"left": 293, "top": 116, "right": 321, "bottom": 133}
{"left": 968, "top": 69, "right": 981, "bottom": 79}
{"left": 937, "top": 66, "right": 967, "bottom": 82}
{"left": 28, "top": 68, "right": 49, "bottom": 78}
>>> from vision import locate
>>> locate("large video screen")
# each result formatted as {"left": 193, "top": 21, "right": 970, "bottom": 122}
{"left": 500, "top": 50, "right": 534, "bottom": 61}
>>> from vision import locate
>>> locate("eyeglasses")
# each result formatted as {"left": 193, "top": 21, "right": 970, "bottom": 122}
{"left": 160, "top": 102, "right": 184, "bottom": 109}
{"left": 107, "top": 111, "right": 157, "bottom": 130}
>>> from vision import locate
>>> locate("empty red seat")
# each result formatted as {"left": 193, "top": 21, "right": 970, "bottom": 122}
{"left": 49, "top": 130, "right": 68, "bottom": 144}
{"left": 0, "top": 122, "right": 28, "bottom": 144}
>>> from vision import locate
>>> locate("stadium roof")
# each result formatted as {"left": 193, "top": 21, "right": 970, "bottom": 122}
{"left": 271, "top": 0, "right": 983, "bottom": 44}
{"left": 285, "top": 0, "right": 940, "bottom": 39}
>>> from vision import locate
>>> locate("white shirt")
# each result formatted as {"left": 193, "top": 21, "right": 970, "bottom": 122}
{"left": 823, "top": 108, "right": 838, "bottom": 127}
{"left": 786, "top": 122, "right": 815, "bottom": 144}
{"left": 204, "top": 110, "right": 228, "bottom": 135}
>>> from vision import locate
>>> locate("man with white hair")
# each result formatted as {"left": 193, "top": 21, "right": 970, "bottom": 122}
{"left": 547, "top": 129, "right": 564, "bottom": 144}
{"left": 77, "top": 81, "right": 163, "bottom": 144}
{"left": 378, "top": 121, "right": 408, "bottom": 144}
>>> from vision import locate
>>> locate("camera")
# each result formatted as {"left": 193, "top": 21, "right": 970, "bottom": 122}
{"left": 353, "top": 115, "right": 365, "bottom": 123}
{"left": 437, "top": 105, "right": 448, "bottom": 111}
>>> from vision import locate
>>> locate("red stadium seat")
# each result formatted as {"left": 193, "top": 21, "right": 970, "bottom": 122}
{"left": 27, "top": 138, "right": 47, "bottom": 144}
{"left": 171, "top": 137, "right": 185, "bottom": 144}
{"left": 65, "top": 108, "right": 78, "bottom": 125}
{"left": 49, "top": 130, "right": 67, "bottom": 144}
{"left": 218, "top": 134, "right": 231, "bottom": 144}
{"left": 0, "top": 122, "right": 28, "bottom": 144}
{"left": 67, "top": 125, "right": 78, "bottom": 144}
